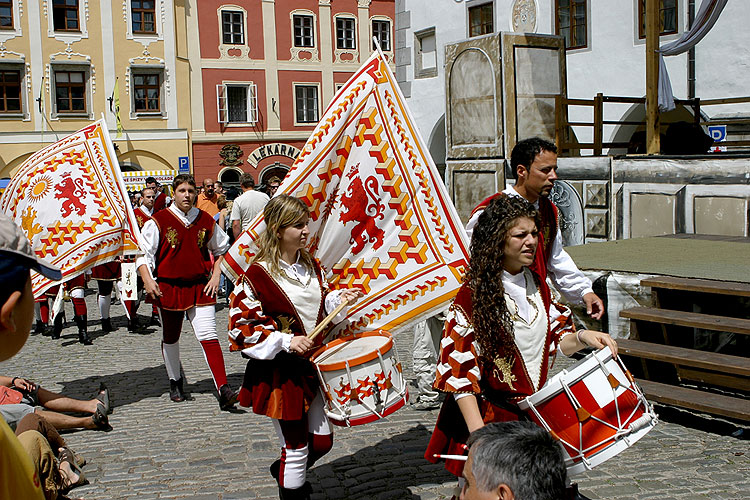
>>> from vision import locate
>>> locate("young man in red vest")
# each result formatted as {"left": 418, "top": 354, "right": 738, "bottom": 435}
{"left": 466, "top": 137, "right": 604, "bottom": 319}
{"left": 145, "top": 177, "right": 168, "bottom": 214}
{"left": 136, "top": 174, "right": 238, "bottom": 410}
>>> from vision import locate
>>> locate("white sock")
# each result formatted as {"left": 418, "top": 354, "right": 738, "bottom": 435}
{"left": 98, "top": 295, "right": 111, "bottom": 319}
{"left": 162, "top": 342, "right": 181, "bottom": 380}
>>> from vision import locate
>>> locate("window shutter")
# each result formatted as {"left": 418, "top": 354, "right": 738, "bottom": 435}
{"left": 248, "top": 83, "right": 258, "bottom": 124}
{"left": 216, "top": 83, "right": 228, "bottom": 124}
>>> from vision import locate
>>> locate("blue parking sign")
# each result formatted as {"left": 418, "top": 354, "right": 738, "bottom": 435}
{"left": 707, "top": 125, "right": 726, "bottom": 143}
{"left": 178, "top": 156, "right": 190, "bottom": 173}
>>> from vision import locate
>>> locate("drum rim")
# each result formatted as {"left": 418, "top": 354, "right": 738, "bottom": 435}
{"left": 312, "top": 330, "right": 393, "bottom": 371}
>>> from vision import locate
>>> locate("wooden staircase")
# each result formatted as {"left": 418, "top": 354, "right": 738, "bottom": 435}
{"left": 618, "top": 276, "right": 750, "bottom": 422}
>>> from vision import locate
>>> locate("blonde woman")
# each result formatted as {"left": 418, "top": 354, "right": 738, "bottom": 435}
{"left": 228, "top": 195, "right": 362, "bottom": 500}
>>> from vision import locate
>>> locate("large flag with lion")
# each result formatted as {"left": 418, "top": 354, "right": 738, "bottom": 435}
{"left": 222, "top": 52, "right": 470, "bottom": 335}
{"left": 0, "top": 119, "right": 141, "bottom": 298}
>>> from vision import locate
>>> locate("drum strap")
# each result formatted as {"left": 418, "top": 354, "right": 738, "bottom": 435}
{"left": 481, "top": 391, "right": 530, "bottom": 420}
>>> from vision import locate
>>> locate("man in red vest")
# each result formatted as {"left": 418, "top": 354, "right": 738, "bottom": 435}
{"left": 145, "top": 177, "right": 168, "bottom": 214}
{"left": 136, "top": 174, "right": 238, "bottom": 410}
{"left": 466, "top": 137, "right": 604, "bottom": 319}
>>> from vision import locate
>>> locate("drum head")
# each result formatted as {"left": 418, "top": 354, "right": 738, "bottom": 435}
{"left": 315, "top": 333, "right": 390, "bottom": 367}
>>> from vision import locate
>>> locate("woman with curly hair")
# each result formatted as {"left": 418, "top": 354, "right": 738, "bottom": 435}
{"left": 228, "top": 195, "right": 362, "bottom": 500}
{"left": 425, "top": 194, "right": 617, "bottom": 480}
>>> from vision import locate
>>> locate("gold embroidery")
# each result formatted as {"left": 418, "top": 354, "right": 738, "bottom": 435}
{"left": 166, "top": 227, "right": 179, "bottom": 249}
{"left": 197, "top": 228, "right": 207, "bottom": 248}
{"left": 492, "top": 355, "right": 517, "bottom": 391}
{"left": 276, "top": 315, "right": 294, "bottom": 334}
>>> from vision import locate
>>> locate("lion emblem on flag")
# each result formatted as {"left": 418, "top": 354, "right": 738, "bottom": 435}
{"left": 339, "top": 175, "right": 385, "bottom": 254}
{"left": 55, "top": 172, "right": 87, "bottom": 217}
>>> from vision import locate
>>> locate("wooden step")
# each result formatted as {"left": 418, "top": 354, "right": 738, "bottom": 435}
{"left": 620, "top": 306, "right": 750, "bottom": 336}
{"left": 640, "top": 276, "right": 750, "bottom": 297}
{"left": 635, "top": 378, "right": 750, "bottom": 422}
{"left": 617, "top": 339, "right": 750, "bottom": 377}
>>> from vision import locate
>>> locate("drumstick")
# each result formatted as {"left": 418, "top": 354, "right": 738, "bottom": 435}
{"left": 432, "top": 454, "right": 468, "bottom": 461}
{"left": 307, "top": 296, "right": 353, "bottom": 341}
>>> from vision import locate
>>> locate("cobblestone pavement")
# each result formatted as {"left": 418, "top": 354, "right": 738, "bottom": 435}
{"left": 4, "top": 292, "right": 748, "bottom": 499}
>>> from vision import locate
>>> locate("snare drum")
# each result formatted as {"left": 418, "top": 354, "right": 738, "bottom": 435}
{"left": 311, "top": 330, "right": 409, "bottom": 427}
{"left": 518, "top": 346, "right": 657, "bottom": 475}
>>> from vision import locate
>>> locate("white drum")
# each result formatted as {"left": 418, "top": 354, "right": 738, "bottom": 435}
{"left": 518, "top": 346, "right": 657, "bottom": 475}
{"left": 311, "top": 330, "right": 409, "bottom": 427}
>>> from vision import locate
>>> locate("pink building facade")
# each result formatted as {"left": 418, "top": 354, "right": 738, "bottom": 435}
{"left": 188, "top": 0, "right": 395, "bottom": 190}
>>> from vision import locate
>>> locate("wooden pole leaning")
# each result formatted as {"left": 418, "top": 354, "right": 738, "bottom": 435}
{"left": 307, "top": 297, "right": 353, "bottom": 342}
{"left": 645, "top": 0, "right": 661, "bottom": 154}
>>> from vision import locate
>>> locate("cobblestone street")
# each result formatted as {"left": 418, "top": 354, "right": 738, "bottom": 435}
{"left": 4, "top": 293, "right": 748, "bottom": 499}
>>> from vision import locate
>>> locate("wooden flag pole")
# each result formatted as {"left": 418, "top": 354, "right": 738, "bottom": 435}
{"left": 645, "top": 0, "right": 661, "bottom": 154}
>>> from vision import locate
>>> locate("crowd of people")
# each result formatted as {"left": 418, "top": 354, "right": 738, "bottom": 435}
{"left": 1, "top": 137, "right": 619, "bottom": 500}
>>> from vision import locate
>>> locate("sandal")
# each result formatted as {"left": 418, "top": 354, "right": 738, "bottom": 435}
{"left": 58, "top": 448, "right": 88, "bottom": 491}
{"left": 92, "top": 403, "right": 112, "bottom": 431}
{"left": 59, "top": 446, "right": 86, "bottom": 468}
{"left": 96, "top": 383, "right": 112, "bottom": 415}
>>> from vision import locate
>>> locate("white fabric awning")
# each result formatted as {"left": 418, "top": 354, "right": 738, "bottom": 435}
{"left": 121, "top": 170, "right": 175, "bottom": 192}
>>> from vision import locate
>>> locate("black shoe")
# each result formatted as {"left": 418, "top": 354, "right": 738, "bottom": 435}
{"left": 101, "top": 318, "right": 114, "bottom": 332}
{"left": 218, "top": 384, "right": 239, "bottom": 411}
{"left": 92, "top": 404, "right": 112, "bottom": 431}
{"left": 270, "top": 459, "right": 281, "bottom": 482}
{"left": 127, "top": 317, "right": 141, "bottom": 332}
{"left": 75, "top": 315, "right": 92, "bottom": 345}
{"left": 51, "top": 314, "right": 64, "bottom": 339}
{"left": 169, "top": 378, "right": 186, "bottom": 402}
{"left": 149, "top": 314, "right": 161, "bottom": 327}
{"left": 35, "top": 320, "right": 47, "bottom": 336}
{"left": 567, "top": 483, "right": 592, "bottom": 500}
{"left": 279, "top": 482, "right": 312, "bottom": 500}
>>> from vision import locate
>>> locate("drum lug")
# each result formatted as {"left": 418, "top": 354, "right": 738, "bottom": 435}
{"left": 575, "top": 406, "right": 591, "bottom": 422}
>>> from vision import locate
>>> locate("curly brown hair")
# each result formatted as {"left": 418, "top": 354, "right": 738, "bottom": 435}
{"left": 467, "top": 195, "right": 540, "bottom": 359}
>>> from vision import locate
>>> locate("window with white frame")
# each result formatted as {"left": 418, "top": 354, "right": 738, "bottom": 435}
{"left": 336, "top": 17, "right": 355, "bottom": 50}
{"left": 53, "top": 68, "right": 88, "bottom": 114}
{"left": 294, "top": 85, "right": 318, "bottom": 124}
{"left": 372, "top": 19, "right": 391, "bottom": 51}
{"left": 217, "top": 82, "right": 257, "bottom": 124}
{"left": 52, "top": 0, "right": 80, "bottom": 32}
{"left": 221, "top": 10, "right": 244, "bottom": 45}
{"left": 293, "top": 14, "right": 314, "bottom": 48}
{"left": 0, "top": 66, "right": 22, "bottom": 114}
{"left": 414, "top": 28, "right": 437, "bottom": 79}
{"left": 132, "top": 71, "right": 162, "bottom": 113}
{"left": 0, "top": 0, "right": 13, "bottom": 29}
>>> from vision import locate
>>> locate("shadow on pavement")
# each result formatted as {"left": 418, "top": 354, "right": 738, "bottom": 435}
{"left": 308, "top": 423, "right": 454, "bottom": 499}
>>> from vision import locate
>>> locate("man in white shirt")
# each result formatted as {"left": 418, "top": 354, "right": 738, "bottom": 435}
{"left": 466, "top": 137, "right": 604, "bottom": 318}
{"left": 231, "top": 172, "right": 270, "bottom": 239}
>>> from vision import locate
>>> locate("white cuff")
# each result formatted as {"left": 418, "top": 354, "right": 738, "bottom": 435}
{"left": 281, "top": 333, "right": 294, "bottom": 353}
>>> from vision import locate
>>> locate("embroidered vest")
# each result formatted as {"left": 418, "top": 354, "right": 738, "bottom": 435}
{"left": 243, "top": 260, "right": 326, "bottom": 342}
{"left": 152, "top": 209, "right": 214, "bottom": 281}
{"left": 134, "top": 206, "right": 152, "bottom": 230}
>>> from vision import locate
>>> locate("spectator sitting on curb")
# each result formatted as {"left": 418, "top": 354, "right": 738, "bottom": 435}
{"left": 0, "top": 375, "right": 111, "bottom": 432}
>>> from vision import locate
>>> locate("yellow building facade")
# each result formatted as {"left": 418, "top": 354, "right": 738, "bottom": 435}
{"left": 0, "top": 0, "right": 191, "bottom": 181}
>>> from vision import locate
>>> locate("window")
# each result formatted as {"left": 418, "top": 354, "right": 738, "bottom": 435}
{"left": 556, "top": 0, "right": 587, "bottom": 49}
{"left": 295, "top": 85, "right": 318, "bottom": 124}
{"left": 217, "top": 83, "right": 258, "bottom": 124}
{"left": 52, "top": 0, "right": 79, "bottom": 32}
{"left": 639, "top": 0, "right": 677, "bottom": 38}
{"left": 415, "top": 28, "right": 437, "bottom": 79}
{"left": 336, "top": 17, "right": 355, "bottom": 50}
{"left": 133, "top": 73, "right": 160, "bottom": 113}
{"left": 293, "top": 14, "right": 314, "bottom": 48}
{"left": 54, "top": 70, "right": 86, "bottom": 113}
{"left": 132, "top": 1, "right": 156, "bottom": 34}
{"left": 221, "top": 10, "right": 244, "bottom": 45}
{"left": 0, "top": 0, "right": 13, "bottom": 29}
{"left": 372, "top": 19, "right": 391, "bottom": 51}
{"left": 0, "top": 70, "right": 21, "bottom": 113}
{"left": 468, "top": 3, "right": 493, "bottom": 37}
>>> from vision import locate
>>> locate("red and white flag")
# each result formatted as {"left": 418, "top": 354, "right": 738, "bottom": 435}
{"left": 222, "top": 52, "right": 470, "bottom": 335}
{"left": 0, "top": 119, "right": 141, "bottom": 298}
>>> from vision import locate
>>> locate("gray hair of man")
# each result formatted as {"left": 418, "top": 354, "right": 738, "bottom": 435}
{"left": 467, "top": 421, "right": 567, "bottom": 500}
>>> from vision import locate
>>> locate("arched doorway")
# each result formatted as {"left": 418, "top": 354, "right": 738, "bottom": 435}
{"left": 258, "top": 162, "right": 289, "bottom": 189}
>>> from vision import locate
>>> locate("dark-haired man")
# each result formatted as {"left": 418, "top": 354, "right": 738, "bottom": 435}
{"left": 145, "top": 176, "right": 168, "bottom": 214}
{"left": 136, "top": 174, "right": 238, "bottom": 410}
{"left": 466, "top": 137, "right": 603, "bottom": 320}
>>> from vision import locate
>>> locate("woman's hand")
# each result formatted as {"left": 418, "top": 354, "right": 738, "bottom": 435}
{"left": 204, "top": 272, "right": 221, "bottom": 298}
{"left": 579, "top": 329, "right": 618, "bottom": 358}
{"left": 289, "top": 335, "right": 314, "bottom": 355}
{"left": 339, "top": 289, "right": 364, "bottom": 304}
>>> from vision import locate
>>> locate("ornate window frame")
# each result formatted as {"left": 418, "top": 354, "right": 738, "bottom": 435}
{"left": 370, "top": 15, "right": 392, "bottom": 54}
{"left": 290, "top": 9, "right": 318, "bottom": 62}
{"left": 216, "top": 80, "right": 258, "bottom": 126}
{"left": 128, "top": 63, "right": 166, "bottom": 118}
{"left": 333, "top": 13, "right": 358, "bottom": 64}
{"left": 293, "top": 82, "right": 319, "bottom": 126}
{"left": 48, "top": 59, "right": 93, "bottom": 120}
{"left": 217, "top": 4, "right": 250, "bottom": 59}
{"left": 0, "top": 60, "right": 29, "bottom": 120}
{"left": 0, "top": 0, "right": 23, "bottom": 41}
{"left": 123, "top": 0, "right": 164, "bottom": 47}
{"left": 45, "top": 0, "right": 89, "bottom": 42}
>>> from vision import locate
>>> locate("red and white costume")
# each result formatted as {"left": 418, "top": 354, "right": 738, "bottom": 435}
{"left": 424, "top": 267, "right": 575, "bottom": 476}
{"left": 228, "top": 257, "right": 348, "bottom": 490}
{"left": 466, "top": 186, "right": 594, "bottom": 303}
{"left": 136, "top": 203, "right": 231, "bottom": 392}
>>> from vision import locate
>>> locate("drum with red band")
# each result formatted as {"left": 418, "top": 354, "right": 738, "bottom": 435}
{"left": 311, "top": 330, "right": 409, "bottom": 427}
{"left": 518, "top": 346, "right": 657, "bottom": 474}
